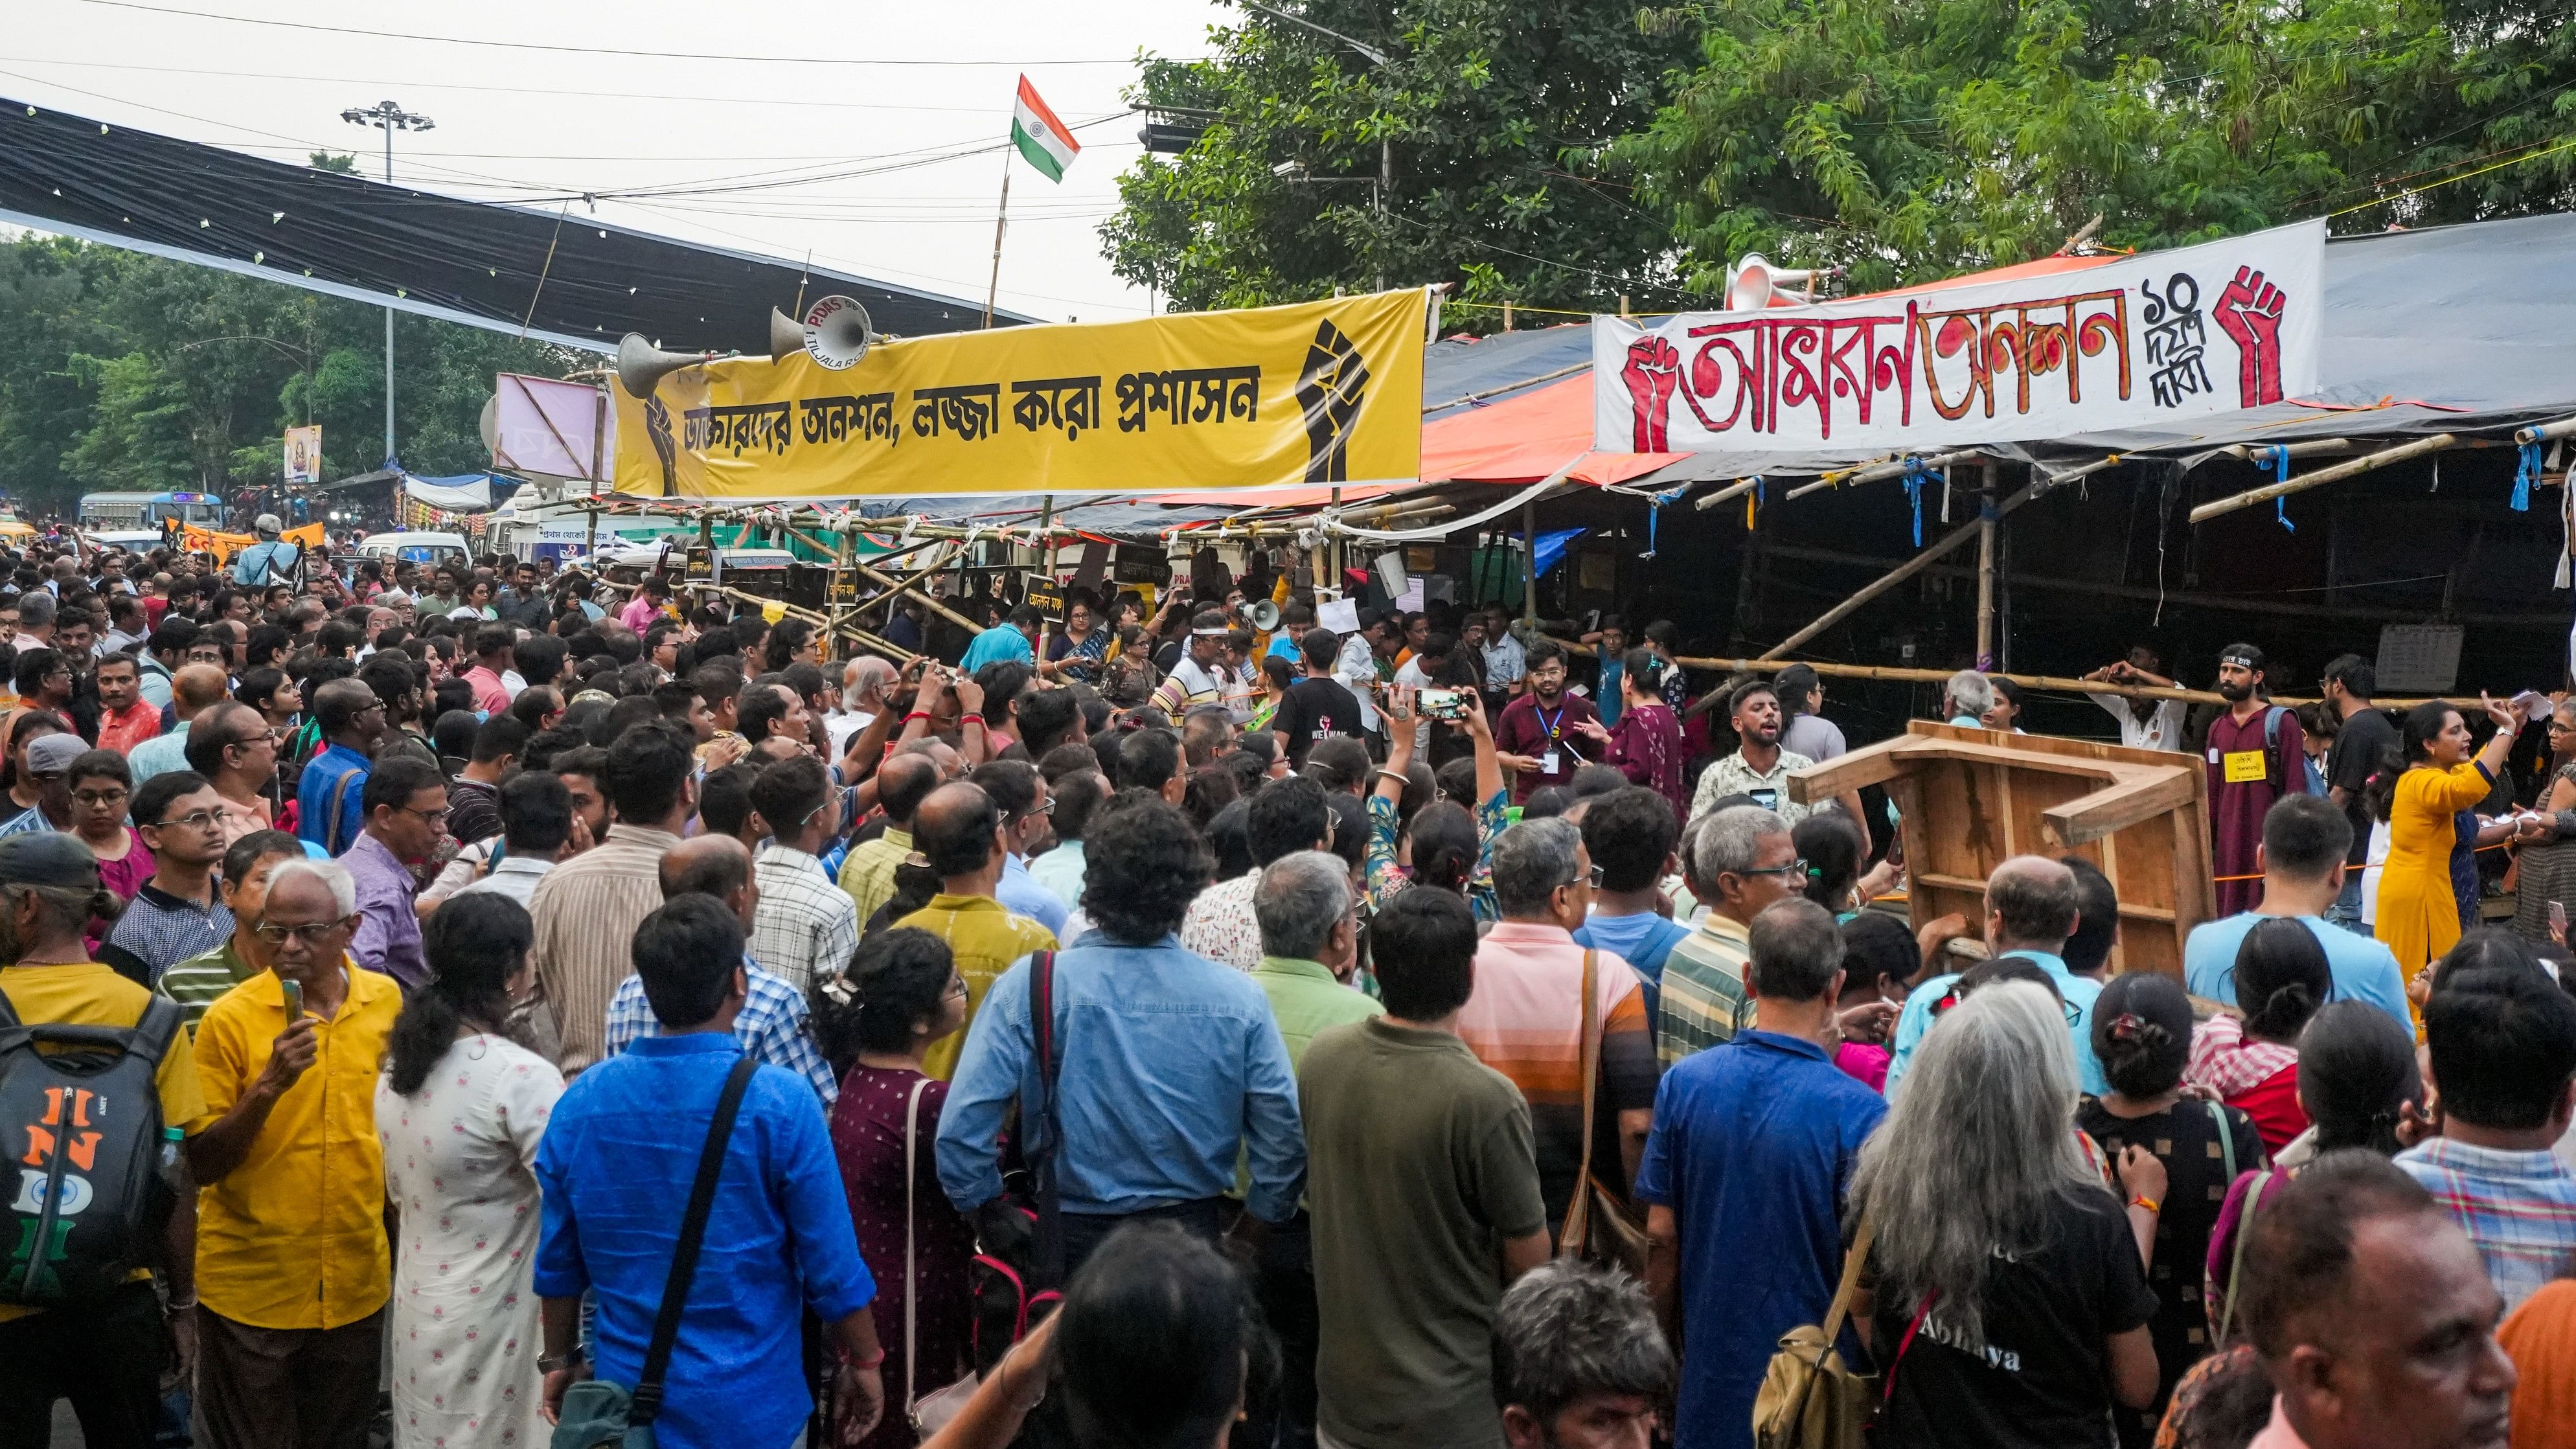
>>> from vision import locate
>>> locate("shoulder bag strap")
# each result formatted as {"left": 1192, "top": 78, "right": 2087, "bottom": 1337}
{"left": 324, "top": 764, "right": 356, "bottom": 856}
{"left": 632, "top": 1053, "right": 757, "bottom": 1424}
{"left": 2217, "top": 1169, "right": 2273, "bottom": 1347}
{"left": 1818, "top": 1212, "right": 1876, "bottom": 1345}
{"left": 1559, "top": 949, "right": 1602, "bottom": 1251}
{"left": 903, "top": 1074, "right": 931, "bottom": 1419}
{"left": 2207, "top": 1099, "right": 2237, "bottom": 1183}
{"left": 1028, "top": 951, "right": 1064, "bottom": 1286}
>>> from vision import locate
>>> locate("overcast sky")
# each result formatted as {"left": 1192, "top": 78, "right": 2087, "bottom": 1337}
{"left": 8, "top": 0, "right": 1225, "bottom": 323}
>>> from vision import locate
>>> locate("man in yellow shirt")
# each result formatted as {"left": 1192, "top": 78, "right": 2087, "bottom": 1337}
{"left": 894, "top": 782, "right": 1056, "bottom": 1080}
{"left": 0, "top": 834, "right": 218, "bottom": 1449}
{"left": 187, "top": 856, "right": 402, "bottom": 1449}
{"left": 839, "top": 752, "right": 939, "bottom": 929}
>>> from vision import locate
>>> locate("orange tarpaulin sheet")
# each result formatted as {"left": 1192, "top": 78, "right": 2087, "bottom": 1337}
{"left": 1421, "top": 375, "right": 1680, "bottom": 486}
{"left": 183, "top": 521, "right": 323, "bottom": 562}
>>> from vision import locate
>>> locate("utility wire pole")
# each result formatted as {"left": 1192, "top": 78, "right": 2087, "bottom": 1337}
{"left": 341, "top": 100, "right": 434, "bottom": 470}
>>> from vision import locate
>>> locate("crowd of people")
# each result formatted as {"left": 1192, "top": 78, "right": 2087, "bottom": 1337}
{"left": 0, "top": 527, "right": 2571, "bottom": 1449}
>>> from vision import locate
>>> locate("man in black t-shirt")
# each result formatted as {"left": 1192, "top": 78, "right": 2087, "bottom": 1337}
{"left": 2320, "top": 653, "right": 2399, "bottom": 932}
{"left": 1273, "top": 626, "right": 1369, "bottom": 768}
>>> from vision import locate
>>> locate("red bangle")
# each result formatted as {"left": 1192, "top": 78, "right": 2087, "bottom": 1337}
{"left": 904, "top": 711, "right": 931, "bottom": 724}
{"left": 961, "top": 714, "right": 986, "bottom": 727}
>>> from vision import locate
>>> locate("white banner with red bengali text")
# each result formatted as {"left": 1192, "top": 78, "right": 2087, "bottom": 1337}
{"left": 1593, "top": 219, "right": 2325, "bottom": 455}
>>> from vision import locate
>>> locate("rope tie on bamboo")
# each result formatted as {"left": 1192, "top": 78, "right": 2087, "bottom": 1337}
{"left": 2513, "top": 440, "right": 2544, "bottom": 512}
{"left": 1900, "top": 456, "right": 1941, "bottom": 547}
{"left": 1643, "top": 483, "right": 1693, "bottom": 560}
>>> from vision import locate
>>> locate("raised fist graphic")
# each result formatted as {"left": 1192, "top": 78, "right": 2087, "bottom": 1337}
{"left": 2211, "top": 265, "right": 2286, "bottom": 407}
{"left": 1621, "top": 335, "right": 1681, "bottom": 451}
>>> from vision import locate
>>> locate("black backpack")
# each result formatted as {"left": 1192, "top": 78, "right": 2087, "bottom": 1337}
{"left": 0, "top": 990, "right": 181, "bottom": 1305}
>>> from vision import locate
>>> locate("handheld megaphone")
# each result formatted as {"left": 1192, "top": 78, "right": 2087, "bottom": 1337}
{"left": 1247, "top": 598, "right": 1282, "bottom": 632}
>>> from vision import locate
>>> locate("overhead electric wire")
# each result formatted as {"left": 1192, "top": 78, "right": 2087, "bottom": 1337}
{"left": 72, "top": 1, "right": 1185, "bottom": 67}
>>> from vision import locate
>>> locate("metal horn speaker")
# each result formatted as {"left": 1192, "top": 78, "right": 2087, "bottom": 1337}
{"left": 769, "top": 294, "right": 874, "bottom": 371}
{"left": 615, "top": 334, "right": 716, "bottom": 399}
{"left": 1246, "top": 597, "right": 1282, "bottom": 632}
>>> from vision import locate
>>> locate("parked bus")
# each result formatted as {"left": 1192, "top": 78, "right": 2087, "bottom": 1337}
{"left": 75, "top": 491, "right": 227, "bottom": 531}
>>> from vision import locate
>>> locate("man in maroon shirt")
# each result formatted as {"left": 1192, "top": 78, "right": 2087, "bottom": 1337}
{"left": 2205, "top": 642, "right": 2305, "bottom": 916}
{"left": 1494, "top": 639, "right": 1599, "bottom": 803}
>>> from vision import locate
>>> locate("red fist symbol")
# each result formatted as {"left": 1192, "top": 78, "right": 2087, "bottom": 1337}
{"left": 1622, "top": 336, "right": 1681, "bottom": 451}
{"left": 2211, "top": 265, "right": 2286, "bottom": 407}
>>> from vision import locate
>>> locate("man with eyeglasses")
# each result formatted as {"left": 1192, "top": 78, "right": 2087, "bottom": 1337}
{"left": 98, "top": 770, "right": 236, "bottom": 989}
{"left": 188, "top": 856, "right": 403, "bottom": 1449}
{"left": 1882, "top": 853, "right": 2107, "bottom": 1098}
{"left": 184, "top": 702, "right": 286, "bottom": 845}
{"left": 971, "top": 758, "right": 1067, "bottom": 937}
{"left": 341, "top": 755, "right": 446, "bottom": 992}
{"left": 1454, "top": 816, "right": 1659, "bottom": 1240}
{"left": 743, "top": 755, "right": 858, "bottom": 994}
{"left": 295, "top": 678, "right": 383, "bottom": 856}
{"left": 1656, "top": 804, "right": 1800, "bottom": 1067}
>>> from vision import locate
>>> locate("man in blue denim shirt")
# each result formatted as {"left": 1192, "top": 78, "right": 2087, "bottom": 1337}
{"left": 937, "top": 794, "right": 1305, "bottom": 1273}
{"left": 536, "top": 896, "right": 884, "bottom": 1449}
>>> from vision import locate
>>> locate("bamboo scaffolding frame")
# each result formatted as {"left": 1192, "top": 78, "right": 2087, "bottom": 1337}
{"left": 1606, "top": 645, "right": 2481, "bottom": 711}
{"left": 2189, "top": 433, "right": 2459, "bottom": 524}
{"left": 1753, "top": 478, "right": 2045, "bottom": 661}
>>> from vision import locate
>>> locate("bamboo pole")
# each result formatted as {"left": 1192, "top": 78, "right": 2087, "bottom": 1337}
{"left": 854, "top": 558, "right": 985, "bottom": 635}
{"left": 1754, "top": 478, "right": 2044, "bottom": 661}
{"left": 1974, "top": 461, "right": 1998, "bottom": 668}
{"left": 2516, "top": 416, "right": 2576, "bottom": 446}
{"left": 1783, "top": 448, "right": 1986, "bottom": 502}
{"left": 1602, "top": 645, "right": 2478, "bottom": 711}
{"left": 2189, "top": 433, "right": 2458, "bottom": 524}
{"left": 694, "top": 582, "right": 919, "bottom": 663}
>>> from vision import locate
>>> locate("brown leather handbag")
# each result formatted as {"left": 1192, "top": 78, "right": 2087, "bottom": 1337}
{"left": 1558, "top": 950, "right": 1651, "bottom": 1273}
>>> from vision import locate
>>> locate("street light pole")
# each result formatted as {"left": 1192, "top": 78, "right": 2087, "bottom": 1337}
{"left": 1243, "top": 2, "right": 1394, "bottom": 290}
{"left": 340, "top": 100, "right": 435, "bottom": 470}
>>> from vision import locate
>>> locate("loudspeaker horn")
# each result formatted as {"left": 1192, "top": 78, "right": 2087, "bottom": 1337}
{"left": 1246, "top": 597, "right": 1282, "bottom": 632}
{"left": 769, "top": 294, "right": 874, "bottom": 371}
{"left": 1725, "top": 256, "right": 1845, "bottom": 311}
{"left": 615, "top": 334, "right": 718, "bottom": 399}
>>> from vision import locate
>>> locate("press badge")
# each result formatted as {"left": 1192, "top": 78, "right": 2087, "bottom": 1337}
{"left": 1541, "top": 750, "right": 1561, "bottom": 774}
{"left": 2222, "top": 750, "right": 2267, "bottom": 784}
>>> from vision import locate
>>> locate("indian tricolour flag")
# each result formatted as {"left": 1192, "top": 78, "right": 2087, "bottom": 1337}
{"left": 1010, "top": 75, "right": 1080, "bottom": 182}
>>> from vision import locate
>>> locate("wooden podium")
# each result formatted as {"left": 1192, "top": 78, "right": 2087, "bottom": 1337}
{"left": 1790, "top": 722, "right": 2214, "bottom": 980}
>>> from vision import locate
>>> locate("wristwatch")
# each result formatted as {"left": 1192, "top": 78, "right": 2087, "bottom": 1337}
{"left": 538, "top": 1349, "right": 585, "bottom": 1375}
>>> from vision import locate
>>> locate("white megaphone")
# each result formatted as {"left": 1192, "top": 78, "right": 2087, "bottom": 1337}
{"left": 1246, "top": 598, "right": 1282, "bottom": 632}
{"left": 1726, "top": 254, "right": 1825, "bottom": 311}
{"left": 769, "top": 295, "right": 874, "bottom": 371}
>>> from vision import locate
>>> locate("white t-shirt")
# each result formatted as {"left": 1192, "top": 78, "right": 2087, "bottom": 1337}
{"left": 2088, "top": 692, "right": 2187, "bottom": 751}
{"left": 2361, "top": 818, "right": 2392, "bottom": 928}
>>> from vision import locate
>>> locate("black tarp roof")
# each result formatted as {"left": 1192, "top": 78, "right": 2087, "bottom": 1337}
{"left": 0, "top": 96, "right": 1029, "bottom": 356}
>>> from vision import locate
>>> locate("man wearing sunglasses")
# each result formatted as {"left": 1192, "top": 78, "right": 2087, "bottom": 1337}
{"left": 1881, "top": 854, "right": 2107, "bottom": 1098}
{"left": 99, "top": 770, "right": 235, "bottom": 988}
{"left": 341, "top": 755, "right": 447, "bottom": 992}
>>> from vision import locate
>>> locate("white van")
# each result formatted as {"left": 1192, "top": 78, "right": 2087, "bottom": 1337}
{"left": 353, "top": 531, "right": 473, "bottom": 575}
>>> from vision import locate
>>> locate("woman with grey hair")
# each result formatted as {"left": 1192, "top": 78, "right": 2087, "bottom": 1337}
{"left": 1492, "top": 1261, "right": 1672, "bottom": 1449}
{"left": 1851, "top": 981, "right": 2159, "bottom": 1449}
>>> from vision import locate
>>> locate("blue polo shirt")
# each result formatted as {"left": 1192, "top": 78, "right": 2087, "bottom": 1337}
{"left": 959, "top": 624, "right": 1034, "bottom": 672}
{"left": 534, "top": 1034, "right": 874, "bottom": 1449}
{"left": 1883, "top": 950, "right": 2107, "bottom": 1097}
{"left": 1634, "top": 1030, "right": 1887, "bottom": 1449}
{"left": 293, "top": 742, "right": 370, "bottom": 856}
{"left": 2182, "top": 911, "right": 2412, "bottom": 1034}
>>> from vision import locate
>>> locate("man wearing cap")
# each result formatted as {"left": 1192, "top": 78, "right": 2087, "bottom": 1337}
{"left": 230, "top": 515, "right": 301, "bottom": 589}
{"left": 0, "top": 832, "right": 218, "bottom": 1448}
{"left": 0, "top": 732, "right": 82, "bottom": 837}
{"left": 2206, "top": 643, "right": 2305, "bottom": 917}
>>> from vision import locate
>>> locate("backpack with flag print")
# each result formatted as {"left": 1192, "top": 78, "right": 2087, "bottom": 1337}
{"left": 0, "top": 992, "right": 181, "bottom": 1305}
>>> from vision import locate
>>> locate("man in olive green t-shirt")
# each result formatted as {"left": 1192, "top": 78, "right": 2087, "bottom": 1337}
{"left": 1301, "top": 889, "right": 1549, "bottom": 1449}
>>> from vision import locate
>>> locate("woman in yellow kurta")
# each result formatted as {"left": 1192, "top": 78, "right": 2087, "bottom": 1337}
{"left": 2375, "top": 694, "right": 2525, "bottom": 991}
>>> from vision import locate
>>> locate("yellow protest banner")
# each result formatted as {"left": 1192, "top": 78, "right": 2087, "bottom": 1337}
{"left": 182, "top": 521, "right": 324, "bottom": 563}
{"left": 613, "top": 288, "right": 1427, "bottom": 500}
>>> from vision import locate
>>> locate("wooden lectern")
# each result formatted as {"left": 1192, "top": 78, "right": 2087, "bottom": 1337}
{"left": 1789, "top": 721, "right": 2214, "bottom": 980}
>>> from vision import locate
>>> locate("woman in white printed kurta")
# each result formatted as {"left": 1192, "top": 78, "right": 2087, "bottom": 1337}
{"left": 376, "top": 1030, "right": 564, "bottom": 1448}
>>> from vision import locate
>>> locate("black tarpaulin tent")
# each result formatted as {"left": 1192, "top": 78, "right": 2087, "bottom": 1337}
{"left": 0, "top": 97, "right": 1029, "bottom": 356}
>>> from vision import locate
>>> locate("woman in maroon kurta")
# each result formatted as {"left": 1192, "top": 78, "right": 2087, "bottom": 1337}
{"left": 828, "top": 929, "right": 974, "bottom": 1449}
{"left": 1574, "top": 648, "right": 1689, "bottom": 818}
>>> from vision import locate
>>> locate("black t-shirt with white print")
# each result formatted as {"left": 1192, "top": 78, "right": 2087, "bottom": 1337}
{"left": 1273, "top": 676, "right": 1367, "bottom": 766}
{"left": 1869, "top": 1184, "right": 2159, "bottom": 1449}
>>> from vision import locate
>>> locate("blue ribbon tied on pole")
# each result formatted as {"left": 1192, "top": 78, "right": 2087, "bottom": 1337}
{"left": 1644, "top": 482, "right": 1693, "bottom": 558}
{"left": 1900, "top": 457, "right": 1943, "bottom": 547}
{"left": 2267, "top": 447, "right": 2296, "bottom": 532}
{"left": 2513, "top": 440, "right": 2542, "bottom": 513}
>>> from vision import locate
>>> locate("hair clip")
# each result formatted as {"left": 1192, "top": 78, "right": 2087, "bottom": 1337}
{"left": 2105, "top": 1011, "right": 2149, "bottom": 1043}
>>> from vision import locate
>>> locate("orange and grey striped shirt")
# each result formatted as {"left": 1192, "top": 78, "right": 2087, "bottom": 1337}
{"left": 1453, "top": 920, "right": 1661, "bottom": 1238}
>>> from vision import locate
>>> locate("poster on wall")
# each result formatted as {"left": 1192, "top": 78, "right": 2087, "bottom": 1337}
{"left": 613, "top": 290, "right": 1428, "bottom": 500}
{"left": 283, "top": 424, "right": 321, "bottom": 483}
{"left": 1594, "top": 219, "right": 2325, "bottom": 455}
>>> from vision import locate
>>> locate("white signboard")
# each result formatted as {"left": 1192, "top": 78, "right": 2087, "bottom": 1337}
{"left": 1594, "top": 219, "right": 2325, "bottom": 455}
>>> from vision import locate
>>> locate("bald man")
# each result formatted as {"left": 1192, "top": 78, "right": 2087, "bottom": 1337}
{"left": 1882, "top": 854, "right": 2104, "bottom": 1096}
{"left": 598, "top": 830, "right": 837, "bottom": 1102}
{"left": 130, "top": 663, "right": 232, "bottom": 787}
{"left": 297, "top": 678, "right": 386, "bottom": 855}
{"left": 838, "top": 751, "right": 942, "bottom": 926}
{"left": 895, "top": 782, "right": 1055, "bottom": 1079}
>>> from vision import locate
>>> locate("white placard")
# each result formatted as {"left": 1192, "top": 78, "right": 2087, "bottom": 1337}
{"left": 1317, "top": 598, "right": 1361, "bottom": 633}
{"left": 1595, "top": 219, "right": 2325, "bottom": 455}
{"left": 2377, "top": 624, "right": 2464, "bottom": 694}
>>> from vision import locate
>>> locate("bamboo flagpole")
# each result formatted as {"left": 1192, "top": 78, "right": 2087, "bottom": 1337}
{"left": 983, "top": 149, "right": 1012, "bottom": 331}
